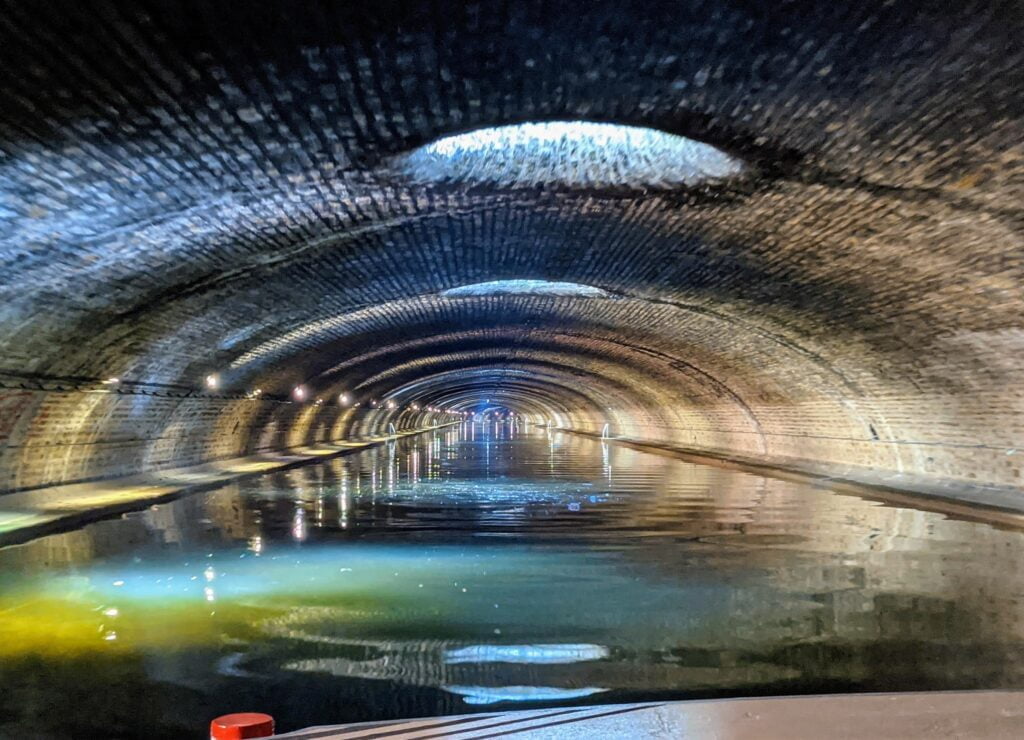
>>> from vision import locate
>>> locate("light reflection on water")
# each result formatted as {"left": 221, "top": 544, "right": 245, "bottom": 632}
{"left": 0, "top": 424, "right": 1023, "bottom": 739}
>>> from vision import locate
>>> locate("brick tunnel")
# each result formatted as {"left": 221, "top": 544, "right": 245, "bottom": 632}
{"left": 2, "top": 0, "right": 1021, "bottom": 504}
{"left": 2, "top": 2, "right": 1024, "bottom": 737}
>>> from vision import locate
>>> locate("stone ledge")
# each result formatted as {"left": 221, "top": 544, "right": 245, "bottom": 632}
{"left": 0, "top": 424, "right": 458, "bottom": 548}
{"left": 557, "top": 428, "right": 1024, "bottom": 528}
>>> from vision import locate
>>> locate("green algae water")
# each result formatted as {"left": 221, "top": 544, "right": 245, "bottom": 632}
{"left": 1, "top": 424, "right": 1022, "bottom": 738}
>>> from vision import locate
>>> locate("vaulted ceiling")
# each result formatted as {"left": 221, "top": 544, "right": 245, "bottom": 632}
{"left": 1, "top": 0, "right": 1021, "bottom": 495}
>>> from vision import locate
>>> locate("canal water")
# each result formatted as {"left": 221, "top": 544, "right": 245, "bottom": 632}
{"left": 1, "top": 424, "right": 1022, "bottom": 738}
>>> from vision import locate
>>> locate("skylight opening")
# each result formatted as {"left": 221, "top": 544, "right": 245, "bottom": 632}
{"left": 441, "top": 280, "right": 610, "bottom": 298}
{"left": 397, "top": 120, "right": 743, "bottom": 187}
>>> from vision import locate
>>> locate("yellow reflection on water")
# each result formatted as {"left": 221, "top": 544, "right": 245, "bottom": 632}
{"left": 0, "top": 598, "right": 281, "bottom": 656}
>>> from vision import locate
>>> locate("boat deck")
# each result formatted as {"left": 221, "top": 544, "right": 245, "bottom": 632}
{"left": 275, "top": 691, "right": 1024, "bottom": 739}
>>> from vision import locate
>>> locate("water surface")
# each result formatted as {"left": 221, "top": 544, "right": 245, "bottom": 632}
{"left": 1, "top": 424, "right": 1022, "bottom": 738}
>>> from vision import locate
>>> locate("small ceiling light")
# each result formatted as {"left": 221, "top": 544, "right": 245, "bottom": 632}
{"left": 315, "top": 398, "right": 323, "bottom": 406}
{"left": 371, "top": 400, "right": 378, "bottom": 407}
{"left": 412, "top": 403, "right": 420, "bottom": 411}
{"left": 339, "top": 393, "right": 351, "bottom": 406}
{"left": 205, "top": 374, "right": 219, "bottom": 390}
{"left": 386, "top": 400, "right": 397, "bottom": 410}
{"left": 293, "top": 385, "right": 306, "bottom": 401}
{"left": 102, "top": 377, "right": 120, "bottom": 385}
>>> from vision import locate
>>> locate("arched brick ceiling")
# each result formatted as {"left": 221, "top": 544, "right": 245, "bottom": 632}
{"left": 0, "top": 0, "right": 1021, "bottom": 495}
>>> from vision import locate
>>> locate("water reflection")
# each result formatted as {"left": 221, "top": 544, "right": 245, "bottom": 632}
{"left": 0, "top": 424, "right": 1022, "bottom": 738}
{"left": 444, "top": 644, "right": 610, "bottom": 664}
{"left": 445, "top": 685, "right": 607, "bottom": 705}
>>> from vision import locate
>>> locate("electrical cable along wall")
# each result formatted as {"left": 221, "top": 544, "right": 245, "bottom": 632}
{"left": 0, "top": 1, "right": 1021, "bottom": 504}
